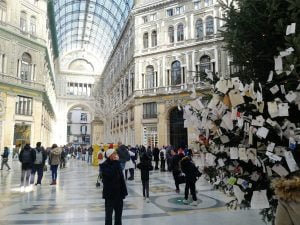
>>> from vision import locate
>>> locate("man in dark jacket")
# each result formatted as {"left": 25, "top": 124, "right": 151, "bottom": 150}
{"left": 180, "top": 156, "right": 202, "bottom": 206}
{"left": 31, "top": 142, "right": 47, "bottom": 185}
{"left": 100, "top": 148, "right": 128, "bottom": 225}
{"left": 19, "top": 143, "right": 35, "bottom": 191}
{"left": 153, "top": 145, "right": 160, "bottom": 170}
{"left": 117, "top": 141, "right": 129, "bottom": 170}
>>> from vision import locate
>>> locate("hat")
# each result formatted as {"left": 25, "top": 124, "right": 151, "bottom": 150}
{"left": 108, "top": 144, "right": 114, "bottom": 149}
{"left": 105, "top": 148, "right": 115, "bottom": 158}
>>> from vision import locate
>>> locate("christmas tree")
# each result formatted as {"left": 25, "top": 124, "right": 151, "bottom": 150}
{"left": 185, "top": 0, "right": 300, "bottom": 223}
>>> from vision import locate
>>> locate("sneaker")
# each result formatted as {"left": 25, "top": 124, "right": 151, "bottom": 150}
{"left": 190, "top": 201, "right": 198, "bottom": 206}
{"left": 183, "top": 199, "right": 188, "bottom": 204}
{"left": 7, "top": 168, "right": 11, "bottom": 171}
{"left": 146, "top": 198, "right": 150, "bottom": 203}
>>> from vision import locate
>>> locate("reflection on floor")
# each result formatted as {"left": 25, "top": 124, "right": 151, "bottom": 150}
{"left": 0, "top": 158, "right": 265, "bottom": 225}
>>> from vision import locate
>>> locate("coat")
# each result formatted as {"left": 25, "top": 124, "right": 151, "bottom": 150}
{"left": 100, "top": 159, "right": 128, "bottom": 200}
{"left": 180, "top": 157, "right": 201, "bottom": 183}
{"left": 273, "top": 173, "right": 300, "bottom": 225}
{"left": 137, "top": 158, "right": 153, "bottom": 181}
{"left": 49, "top": 147, "right": 62, "bottom": 165}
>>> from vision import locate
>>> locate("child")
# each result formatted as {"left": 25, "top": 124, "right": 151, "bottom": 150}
{"left": 180, "top": 156, "right": 202, "bottom": 206}
{"left": 137, "top": 153, "right": 153, "bottom": 203}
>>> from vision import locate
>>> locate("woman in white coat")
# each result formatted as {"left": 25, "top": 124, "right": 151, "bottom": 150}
{"left": 125, "top": 150, "right": 135, "bottom": 180}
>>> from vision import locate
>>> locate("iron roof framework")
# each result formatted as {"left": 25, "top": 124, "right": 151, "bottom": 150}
{"left": 53, "top": 0, "right": 133, "bottom": 64}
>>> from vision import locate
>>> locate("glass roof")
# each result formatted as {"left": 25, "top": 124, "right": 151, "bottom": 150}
{"left": 53, "top": 0, "right": 133, "bottom": 69}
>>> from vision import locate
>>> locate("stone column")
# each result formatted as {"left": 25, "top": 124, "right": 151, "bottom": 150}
{"left": 91, "top": 119, "right": 104, "bottom": 145}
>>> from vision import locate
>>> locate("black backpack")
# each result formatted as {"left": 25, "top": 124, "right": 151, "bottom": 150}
{"left": 22, "top": 149, "right": 32, "bottom": 163}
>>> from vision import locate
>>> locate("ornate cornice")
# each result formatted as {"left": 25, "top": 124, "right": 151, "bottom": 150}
{"left": 133, "top": 0, "right": 190, "bottom": 15}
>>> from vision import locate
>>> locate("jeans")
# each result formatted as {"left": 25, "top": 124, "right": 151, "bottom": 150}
{"left": 154, "top": 159, "right": 159, "bottom": 169}
{"left": 105, "top": 198, "right": 123, "bottom": 225}
{"left": 160, "top": 160, "right": 165, "bottom": 171}
{"left": 185, "top": 180, "right": 197, "bottom": 201}
{"left": 172, "top": 170, "right": 181, "bottom": 190}
{"left": 50, "top": 165, "right": 58, "bottom": 181}
{"left": 31, "top": 164, "right": 44, "bottom": 184}
{"left": 142, "top": 179, "right": 149, "bottom": 198}
{"left": 21, "top": 169, "right": 31, "bottom": 186}
{"left": 1, "top": 159, "right": 10, "bottom": 170}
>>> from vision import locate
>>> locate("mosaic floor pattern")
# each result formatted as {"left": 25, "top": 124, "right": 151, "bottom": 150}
{"left": 0, "top": 158, "right": 265, "bottom": 225}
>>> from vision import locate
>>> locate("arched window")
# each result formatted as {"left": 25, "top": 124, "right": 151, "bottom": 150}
{"left": 177, "top": 23, "right": 184, "bottom": 41}
{"left": 171, "top": 61, "right": 181, "bottom": 85}
{"left": 20, "top": 11, "right": 27, "bottom": 32}
{"left": 143, "top": 32, "right": 149, "bottom": 49}
{"left": 151, "top": 30, "right": 157, "bottom": 47}
{"left": 195, "top": 19, "right": 203, "bottom": 40}
{"left": 21, "top": 52, "right": 32, "bottom": 80}
{"left": 30, "top": 16, "right": 36, "bottom": 35}
{"left": 205, "top": 16, "right": 214, "bottom": 36}
{"left": 0, "top": 0, "right": 7, "bottom": 22}
{"left": 145, "top": 65, "right": 155, "bottom": 89}
{"left": 168, "top": 26, "right": 174, "bottom": 43}
{"left": 200, "top": 55, "right": 211, "bottom": 72}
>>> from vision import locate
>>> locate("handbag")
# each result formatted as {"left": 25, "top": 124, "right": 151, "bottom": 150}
{"left": 177, "top": 173, "right": 186, "bottom": 184}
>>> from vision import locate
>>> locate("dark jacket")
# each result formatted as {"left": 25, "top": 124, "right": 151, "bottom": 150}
{"left": 100, "top": 159, "right": 128, "bottom": 200}
{"left": 180, "top": 157, "right": 201, "bottom": 183}
{"left": 170, "top": 154, "right": 181, "bottom": 172}
{"left": 19, "top": 144, "right": 35, "bottom": 169}
{"left": 117, "top": 145, "right": 129, "bottom": 163}
{"left": 137, "top": 155, "right": 153, "bottom": 181}
{"left": 153, "top": 147, "right": 160, "bottom": 161}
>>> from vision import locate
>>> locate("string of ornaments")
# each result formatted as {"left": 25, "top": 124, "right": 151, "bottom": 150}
{"left": 184, "top": 22, "right": 299, "bottom": 223}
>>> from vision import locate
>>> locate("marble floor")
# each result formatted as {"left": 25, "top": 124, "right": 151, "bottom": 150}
{"left": 0, "top": 158, "right": 265, "bottom": 225}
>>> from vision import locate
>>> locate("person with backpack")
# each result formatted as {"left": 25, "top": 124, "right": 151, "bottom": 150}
{"left": 19, "top": 143, "right": 35, "bottom": 191}
{"left": 180, "top": 156, "right": 202, "bottom": 206}
{"left": 0, "top": 147, "right": 11, "bottom": 171}
{"left": 159, "top": 146, "right": 166, "bottom": 172}
{"left": 30, "top": 142, "right": 47, "bottom": 186}
{"left": 137, "top": 153, "right": 153, "bottom": 203}
{"left": 49, "top": 144, "right": 62, "bottom": 185}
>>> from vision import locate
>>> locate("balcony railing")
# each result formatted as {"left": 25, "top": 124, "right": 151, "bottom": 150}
{"left": 0, "top": 73, "right": 45, "bottom": 91}
{"left": 143, "top": 114, "right": 157, "bottom": 119}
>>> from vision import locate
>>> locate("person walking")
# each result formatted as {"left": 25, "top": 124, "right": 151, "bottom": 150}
{"left": 0, "top": 147, "right": 11, "bottom": 170}
{"left": 31, "top": 142, "right": 47, "bottom": 185}
{"left": 137, "top": 153, "right": 153, "bottom": 203}
{"left": 19, "top": 143, "right": 35, "bottom": 191}
{"left": 117, "top": 142, "right": 130, "bottom": 171}
{"left": 49, "top": 144, "right": 62, "bottom": 185}
{"left": 159, "top": 146, "right": 166, "bottom": 172}
{"left": 100, "top": 148, "right": 128, "bottom": 225}
{"left": 170, "top": 149, "right": 182, "bottom": 193}
{"left": 153, "top": 145, "right": 160, "bottom": 170}
{"left": 180, "top": 156, "right": 202, "bottom": 206}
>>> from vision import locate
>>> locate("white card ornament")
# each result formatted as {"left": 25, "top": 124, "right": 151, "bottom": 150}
{"left": 251, "top": 115, "right": 265, "bottom": 127}
{"left": 208, "top": 95, "right": 220, "bottom": 109}
{"left": 285, "top": 91, "right": 297, "bottom": 103}
{"left": 218, "top": 158, "right": 225, "bottom": 167}
{"left": 220, "top": 135, "right": 230, "bottom": 144}
{"left": 270, "top": 85, "right": 280, "bottom": 94}
{"left": 280, "top": 85, "right": 286, "bottom": 95}
{"left": 221, "top": 111, "right": 233, "bottom": 130}
{"left": 272, "top": 164, "right": 289, "bottom": 177}
{"left": 233, "top": 185, "right": 245, "bottom": 204}
{"left": 278, "top": 103, "right": 289, "bottom": 116}
{"left": 284, "top": 151, "right": 299, "bottom": 172}
{"left": 267, "top": 142, "right": 275, "bottom": 152}
{"left": 256, "top": 127, "right": 269, "bottom": 139}
{"left": 266, "top": 166, "right": 273, "bottom": 176}
{"left": 286, "top": 23, "right": 296, "bottom": 35}
{"left": 274, "top": 56, "right": 283, "bottom": 72}
{"left": 230, "top": 147, "right": 239, "bottom": 160}
{"left": 266, "top": 151, "right": 282, "bottom": 161}
{"left": 228, "top": 90, "right": 245, "bottom": 107}
{"left": 267, "top": 101, "right": 279, "bottom": 118}
{"left": 239, "top": 148, "right": 248, "bottom": 161}
{"left": 267, "top": 71, "right": 273, "bottom": 82}
{"left": 251, "top": 190, "right": 270, "bottom": 209}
